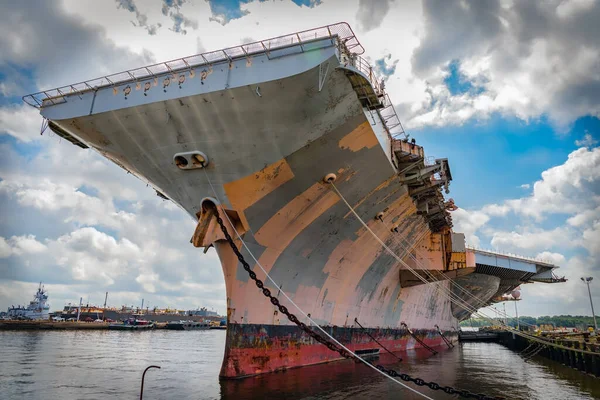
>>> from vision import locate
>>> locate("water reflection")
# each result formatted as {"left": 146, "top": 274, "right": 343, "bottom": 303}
{"left": 0, "top": 331, "right": 597, "bottom": 400}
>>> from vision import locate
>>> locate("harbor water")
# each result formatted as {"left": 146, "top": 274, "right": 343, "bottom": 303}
{"left": 0, "top": 330, "right": 598, "bottom": 399}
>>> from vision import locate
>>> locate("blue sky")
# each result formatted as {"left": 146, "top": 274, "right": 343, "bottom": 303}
{"left": 0, "top": 0, "right": 599, "bottom": 318}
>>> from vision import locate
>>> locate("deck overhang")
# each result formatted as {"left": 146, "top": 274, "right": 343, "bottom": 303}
{"left": 469, "top": 248, "right": 565, "bottom": 304}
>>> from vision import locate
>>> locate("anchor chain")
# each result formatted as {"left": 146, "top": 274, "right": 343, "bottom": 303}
{"left": 214, "top": 212, "right": 502, "bottom": 400}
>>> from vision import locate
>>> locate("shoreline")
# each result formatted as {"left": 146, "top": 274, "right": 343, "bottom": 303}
{"left": 0, "top": 320, "right": 228, "bottom": 331}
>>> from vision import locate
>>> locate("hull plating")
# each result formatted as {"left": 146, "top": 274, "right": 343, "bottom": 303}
{"left": 45, "top": 53, "right": 463, "bottom": 377}
{"left": 221, "top": 323, "right": 456, "bottom": 378}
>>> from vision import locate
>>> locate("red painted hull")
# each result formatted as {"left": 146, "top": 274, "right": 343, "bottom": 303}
{"left": 220, "top": 323, "right": 456, "bottom": 378}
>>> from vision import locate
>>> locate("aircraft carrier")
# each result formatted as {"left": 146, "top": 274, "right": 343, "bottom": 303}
{"left": 24, "top": 23, "right": 564, "bottom": 378}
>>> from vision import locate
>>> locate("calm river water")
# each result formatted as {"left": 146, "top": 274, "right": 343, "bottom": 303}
{"left": 0, "top": 330, "right": 598, "bottom": 399}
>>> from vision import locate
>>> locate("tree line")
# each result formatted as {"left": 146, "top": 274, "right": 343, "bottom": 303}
{"left": 460, "top": 315, "right": 599, "bottom": 328}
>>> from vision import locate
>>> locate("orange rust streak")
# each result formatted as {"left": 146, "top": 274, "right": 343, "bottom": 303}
{"left": 254, "top": 182, "right": 339, "bottom": 251}
{"left": 223, "top": 158, "right": 294, "bottom": 213}
{"left": 414, "top": 232, "right": 445, "bottom": 270}
{"left": 338, "top": 121, "right": 379, "bottom": 152}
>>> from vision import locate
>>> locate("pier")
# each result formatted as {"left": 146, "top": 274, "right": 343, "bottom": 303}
{"left": 497, "top": 330, "right": 600, "bottom": 377}
{"left": 458, "top": 330, "right": 499, "bottom": 341}
{"left": 460, "top": 328, "right": 600, "bottom": 378}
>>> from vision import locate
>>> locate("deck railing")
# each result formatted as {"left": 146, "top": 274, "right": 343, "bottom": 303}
{"left": 22, "top": 22, "right": 408, "bottom": 157}
{"left": 22, "top": 22, "right": 363, "bottom": 108}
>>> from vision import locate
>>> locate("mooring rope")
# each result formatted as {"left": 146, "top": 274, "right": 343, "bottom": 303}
{"left": 328, "top": 180, "right": 542, "bottom": 345}
{"left": 202, "top": 169, "right": 503, "bottom": 399}
{"left": 328, "top": 180, "right": 564, "bottom": 356}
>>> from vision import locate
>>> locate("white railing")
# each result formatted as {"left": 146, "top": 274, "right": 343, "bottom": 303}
{"left": 23, "top": 22, "right": 363, "bottom": 108}
{"left": 23, "top": 21, "right": 410, "bottom": 164}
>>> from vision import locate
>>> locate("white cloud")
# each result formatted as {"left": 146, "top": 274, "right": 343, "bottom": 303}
{"left": 0, "top": 235, "right": 47, "bottom": 257}
{"left": 51, "top": 227, "right": 141, "bottom": 284}
{"left": 406, "top": 1, "right": 600, "bottom": 129}
{"left": 0, "top": 0, "right": 599, "bottom": 319}
{"left": 451, "top": 208, "right": 489, "bottom": 247}
{"left": 0, "top": 179, "right": 136, "bottom": 230}
{"left": 575, "top": 132, "right": 599, "bottom": 148}
{"left": 0, "top": 104, "right": 42, "bottom": 142}
{"left": 10, "top": 235, "right": 47, "bottom": 255}
{"left": 535, "top": 251, "right": 566, "bottom": 265}
{"left": 479, "top": 146, "right": 600, "bottom": 220}
{"left": 451, "top": 145, "right": 599, "bottom": 306}
{"left": 0, "top": 237, "right": 12, "bottom": 258}
{"left": 518, "top": 183, "right": 530, "bottom": 189}
{"left": 581, "top": 220, "right": 600, "bottom": 256}
{"left": 481, "top": 203, "right": 511, "bottom": 217}
{"left": 356, "top": 0, "right": 395, "bottom": 32}
{"left": 490, "top": 227, "right": 575, "bottom": 252}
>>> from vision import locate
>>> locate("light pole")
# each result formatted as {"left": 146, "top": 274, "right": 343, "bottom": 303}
{"left": 581, "top": 277, "right": 598, "bottom": 331}
{"left": 514, "top": 300, "right": 519, "bottom": 330}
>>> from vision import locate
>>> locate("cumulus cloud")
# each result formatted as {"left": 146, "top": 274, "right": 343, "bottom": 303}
{"left": 0, "top": 104, "right": 41, "bottom": 142}
{"left": 575, "top": 132, "right": 599, "bottom": 148}
{"left": 356, "top": 0, "right": 395, "bottom": 32}
{"left": 535, "top": 251, "right": 566, "bottom": 265}
{"left": 489, "top": 227, "right": 576, "bottom": 252}
{"left": 0, "top": 238, "right": 11, "bottom": 258}
{"left": 0, "top": 1, "right": 154, "bottom": 91}
{"left": 450, "top": 144, "right": 600, "bottom": 316}
{"left": 405, "top": 0, "right": 600, "bottom": 129}
{"left": 451, "top": 208, "right": 489, "bottom": 247}
{"left": 161, "top": 0, "right": 198, "bottom": 34}
{"left": 0, "top": 1, "right": 227, "bottom": 313}
{"left": 1, "top": 0, "right": 599, "bottom": 319}
{"left": 481, "top": 146, "right": 600, "bottom": 220}
{"left": 115, "top": 0, "right": 162, "bottom": 35}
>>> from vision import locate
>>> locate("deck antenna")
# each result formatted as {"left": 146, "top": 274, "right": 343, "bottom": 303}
{"left": 104, "top": 292, "right": 108, "bottom": 309}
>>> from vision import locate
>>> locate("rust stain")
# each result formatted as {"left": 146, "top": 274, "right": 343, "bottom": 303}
{"left": 224, "top": 158, "right": 295, "bottom": 227}
{"left": 322, "top": 239, "right": 354, "bottom": 278}
{"left": 191, "top": 207, "right": 246, "bottom": 248}
{"left": 392, "top": 287, "right": 403, "bottom": 313}
{"left": 69, "top": 119, "right": 111, "bottom": 147}
{"left": 338, "top": 121, "right": 378, "bottom": 152}
{"left": 254, "top": 182, "right": 340, "bottom": 251}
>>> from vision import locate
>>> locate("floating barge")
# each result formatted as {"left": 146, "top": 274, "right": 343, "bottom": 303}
{"left": 24, "top": 23, "right": 564, "bottom": 378}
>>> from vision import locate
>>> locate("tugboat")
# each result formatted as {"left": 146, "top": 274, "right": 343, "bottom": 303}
{"left": 6, "top": 283, "right": 50, "bottom": 320}
{"left": 165, "top": 320, "right": 211, "bottom": 330}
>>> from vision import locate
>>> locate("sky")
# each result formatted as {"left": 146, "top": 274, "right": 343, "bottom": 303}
{"left": 0, "top": 0, "right": 598, "bottom": 318}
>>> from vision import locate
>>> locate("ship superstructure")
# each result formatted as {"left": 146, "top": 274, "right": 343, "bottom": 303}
{"left": 7, "top": 283, "right": 50, "bottom": 320}
{"left": 24, "top": 23, "right": 563, "bottom": 378}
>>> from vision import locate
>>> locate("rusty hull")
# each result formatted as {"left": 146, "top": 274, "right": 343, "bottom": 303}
{"left": 221, "top": 323, "right": 455, "bottom": 378}
{"left": 38, "top": 45, "right": 470, "bottom": 378}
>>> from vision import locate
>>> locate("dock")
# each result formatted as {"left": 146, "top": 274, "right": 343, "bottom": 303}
{"left": 0, "top": 320, "right": 110, "bottom": 330}
{"left": 458, "top": 330, "right": 499, "bottom": 341}
{"left": 0, "top": 320, "right": 227, "bottom": 331}
{"left": 459, "top": 328, "right": 600, "bottom": 377}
